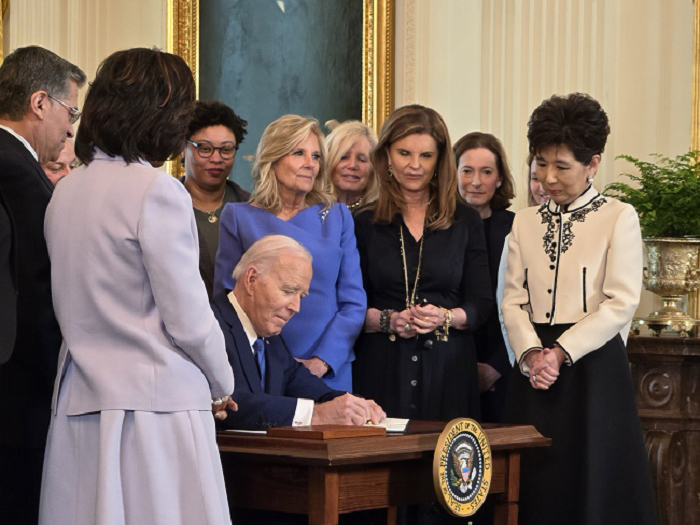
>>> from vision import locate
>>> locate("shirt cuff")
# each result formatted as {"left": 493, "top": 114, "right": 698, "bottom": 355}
{"left": 292, "top": 398, "right": 315, "bottom": 426}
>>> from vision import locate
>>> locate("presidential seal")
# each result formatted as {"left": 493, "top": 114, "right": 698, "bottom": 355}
{"left": 433, "top": 418, "right": 492, "bottom": 517}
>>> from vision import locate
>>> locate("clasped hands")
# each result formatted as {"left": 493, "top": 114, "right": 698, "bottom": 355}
{"left": 391, "top": 304, "right": 446, "bottom": 338}
{"left": 525, "top": 346, "right": 566, "bottom": 390}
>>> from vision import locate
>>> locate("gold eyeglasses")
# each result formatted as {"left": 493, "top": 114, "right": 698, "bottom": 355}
{"left": 48, "top": 94, "right": 82, "bottom": 125}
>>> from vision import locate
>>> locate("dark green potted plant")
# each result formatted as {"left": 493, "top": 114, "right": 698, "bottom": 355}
{"left": 604, "top": 151, "right": 700, "bottom": 335}
{"left": 605, "top": 151, "right": 700, "bottom": 238}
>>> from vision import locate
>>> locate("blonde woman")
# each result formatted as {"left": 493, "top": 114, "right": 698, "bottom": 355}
{"left": 325, "top": 120, "right": 378, "bottom": 212}
{"left": 213, "top": 115, "right": 366, "bottom": 392}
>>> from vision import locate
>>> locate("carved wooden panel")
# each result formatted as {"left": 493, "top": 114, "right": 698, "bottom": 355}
{"left": 628, "top": 337, "right": 700, "bottom": 525}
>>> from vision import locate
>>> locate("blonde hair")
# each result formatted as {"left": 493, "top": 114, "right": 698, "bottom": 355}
{"left": 371, "top": 104, "right": 458, "bottom": 230}
{"left": 325, "top": 120, "right": 379, "bottom": 204}
{"left": 232, "top": 235, "right": 312, "bottom": 280}
{"left": 250, "top": 115, "right": 334, "bottom": 214}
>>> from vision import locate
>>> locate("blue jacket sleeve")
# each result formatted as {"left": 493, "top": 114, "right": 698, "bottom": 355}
{"left": 213, "top": 204, "right": 243, "bottom": 296}
{"left": 308, "top": 206, "right": 367, "bottom": 377}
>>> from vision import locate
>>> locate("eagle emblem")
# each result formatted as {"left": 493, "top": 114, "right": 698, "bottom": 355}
{"left": 451, "top": 442, "right": 476, "bottom": 493}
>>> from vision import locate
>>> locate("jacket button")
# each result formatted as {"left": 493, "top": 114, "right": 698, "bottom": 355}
{"left": 423, "top": 339, "right": 434, "bottom": 349}
{"left": 412, "top": 355, "right": 418, "bottom": 362}
{"left": 548, "top": 289, "right": 552, "bottom": 294}
{"left": 545, "top": 312, "right": 551, "bottom": 318}
{"left": 550, "top": 265, "right": 555, "bottom": 270}
{"left": 551, "top": 242, "right": 557, "bottom": 248}
{"left": 410, "top": 379, "right": 418, "bottom": 387}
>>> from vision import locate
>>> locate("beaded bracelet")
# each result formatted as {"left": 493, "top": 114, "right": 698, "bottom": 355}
{"left": 379, "top": 309, "right": 394, "bottom": 334}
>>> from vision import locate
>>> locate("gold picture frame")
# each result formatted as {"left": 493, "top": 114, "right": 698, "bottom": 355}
{"left": 166, "top": 0, "right": 394, "bottom": 133}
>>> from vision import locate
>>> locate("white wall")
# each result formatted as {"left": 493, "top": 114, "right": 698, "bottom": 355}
{"left": 396, "top": 0, "right": 695, "bottom": 322}
{"left": 5, "top": 0, "right": 167, "bottom": 104}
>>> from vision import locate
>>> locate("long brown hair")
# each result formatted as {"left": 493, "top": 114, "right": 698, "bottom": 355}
{"left": 370, "top": 104, "right": 457, "bottom": 230}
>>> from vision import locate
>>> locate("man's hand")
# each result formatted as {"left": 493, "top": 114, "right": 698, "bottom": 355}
{"left": 311, "top": 393, "right": 386, "bottom": 426}
{"left": 212, "top": 396, "right": 238, "bottom": 421}
{"left": 295, "top": 357, "right": 330, "bottom": 378}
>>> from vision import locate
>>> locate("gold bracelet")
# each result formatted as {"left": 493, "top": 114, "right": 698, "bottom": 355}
{"left": 434, "top": 307, "right": 453, "bottom": 342}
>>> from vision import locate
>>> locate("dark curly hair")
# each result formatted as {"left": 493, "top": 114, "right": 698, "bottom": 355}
{"left": 527, "top": 93, "right": 610, "bottom": 165}
{"left": 76, "top": 48, "right": 195, "bottom": 165}
{"left": 186, "top": 101, "right": 248, "bottom": 146}
{"left": 453, "top": 131, "right": 515, "bottom": 210}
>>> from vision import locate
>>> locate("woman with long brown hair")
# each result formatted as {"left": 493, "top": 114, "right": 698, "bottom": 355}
{"left": 353, "top": 105, "right": 492, "bottom": 422}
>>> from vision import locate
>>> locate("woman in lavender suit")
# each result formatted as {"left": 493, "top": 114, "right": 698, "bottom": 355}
{"left": 40, "top": 49, "right": 236, "bottom": 525}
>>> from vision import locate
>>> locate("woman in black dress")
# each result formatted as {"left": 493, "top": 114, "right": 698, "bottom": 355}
{"left": 353, "top": 105, "right": 492, "bottom": 422}
{"left": 502, "top": 93, "right": 657, "bottom": 524}
{"left": 453, "top": 132, "right": 515, "bottom": 423}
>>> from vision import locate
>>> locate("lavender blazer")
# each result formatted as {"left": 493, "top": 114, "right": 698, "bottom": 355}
{"left": 45, "top": 151, "right": 234, "bottom": 415}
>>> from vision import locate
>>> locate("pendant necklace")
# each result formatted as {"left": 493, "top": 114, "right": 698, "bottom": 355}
{"left": 400, "top": 225, "right": 424, "bottom": 309}
{"left": 194, "top": 189, "right": 226, "bottom": 224}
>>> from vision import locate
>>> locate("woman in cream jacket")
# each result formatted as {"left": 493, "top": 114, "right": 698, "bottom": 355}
{"left": 502, "top": 93, "right": 656, "bottom": 525}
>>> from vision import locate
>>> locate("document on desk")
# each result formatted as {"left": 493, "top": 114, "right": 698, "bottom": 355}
{"left": 368, "top": 418, "right": 409, "bottom": 432}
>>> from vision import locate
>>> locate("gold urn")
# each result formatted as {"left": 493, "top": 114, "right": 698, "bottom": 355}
{"left": 641, "top": 238, "right": 700, "bottom": 336}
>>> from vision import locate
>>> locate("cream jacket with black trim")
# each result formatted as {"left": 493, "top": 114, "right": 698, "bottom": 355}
{"left": 501, "top": 185, "right": 642, "bottom": 375}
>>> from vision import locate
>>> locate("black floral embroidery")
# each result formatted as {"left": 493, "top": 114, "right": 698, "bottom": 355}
{"left": 538, "top": 207, "right": 558, "bottom": 262}
{"left": 538, "top": 197, "right": 607, "bottom": 259}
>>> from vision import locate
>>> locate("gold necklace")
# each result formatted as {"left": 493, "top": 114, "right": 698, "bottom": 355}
{"left": 400, "top": 225, "right": 424, "bottom": 309}
{"left": 193, "top": 189, "right": 226, "bottom": 224}
{"left": 346, "top": 197, "right": 363, "bottom": 212}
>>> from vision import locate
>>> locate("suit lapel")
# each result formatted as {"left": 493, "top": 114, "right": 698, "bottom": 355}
{"left": 0, "top": 129, "right": 54, "bottom": 193}
{"left": 214, "top": 294, "right": 264, "bottom": 394}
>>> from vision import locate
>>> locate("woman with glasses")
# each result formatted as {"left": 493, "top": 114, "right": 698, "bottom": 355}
{"left": 213, "top": 115, "right": 366, "bottom": 392}
{"left": 183, "top": 101, "right": 250, "bottom": 298}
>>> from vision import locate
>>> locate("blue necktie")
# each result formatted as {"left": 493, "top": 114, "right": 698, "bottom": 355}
{"left": 253, "top": 337, "right": 266, "bottom": 390}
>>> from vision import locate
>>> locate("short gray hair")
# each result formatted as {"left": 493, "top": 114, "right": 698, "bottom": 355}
{"left": 232, "top": 235, "right": 312, "bottom": 280}
{"left": 0, "top": 46, "right": 86, "bottom": 120}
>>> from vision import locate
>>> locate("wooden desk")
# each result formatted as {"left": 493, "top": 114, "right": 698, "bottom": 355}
{"left": 217, "top": 422, "right": 550, "bottom": 525}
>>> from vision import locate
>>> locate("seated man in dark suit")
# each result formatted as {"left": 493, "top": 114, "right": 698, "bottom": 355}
{"left": 212, "top": 234, "right": 384, "bottom": 429}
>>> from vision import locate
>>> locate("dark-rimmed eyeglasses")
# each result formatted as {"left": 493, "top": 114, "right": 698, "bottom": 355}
{"left": 187, "top": 140, "right": 237, "bottom": 159}
{"left": 47, "top": 94, "right": 81, "bottom": 125}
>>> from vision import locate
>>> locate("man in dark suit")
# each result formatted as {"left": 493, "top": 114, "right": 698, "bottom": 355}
{"left": 211, "top": 234, "right": 385, "bottom": 430}
{"left": 0, "top": 46, "right": 86, "bottom": 524}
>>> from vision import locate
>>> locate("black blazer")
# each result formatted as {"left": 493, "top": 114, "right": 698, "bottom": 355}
{"left": 0, "top": 129, "right": 62, "bottom": 449}
{"left": 211, "top": 292, "right": 343, "bottom": 430}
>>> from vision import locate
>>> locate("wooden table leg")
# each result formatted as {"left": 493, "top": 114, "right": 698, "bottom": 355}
{"left": 308, "top": 467, "right": 340, "bottom": 525}
{"left": 386, "top": 506, "right": 397, "bottom": 525}
{"left": 493, "top": 451, "right": 520, "bottom": 525}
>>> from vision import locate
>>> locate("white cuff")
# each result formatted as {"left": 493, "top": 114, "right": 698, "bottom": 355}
{"left": 292, "top": 398, "right": 315, "bottom": 426}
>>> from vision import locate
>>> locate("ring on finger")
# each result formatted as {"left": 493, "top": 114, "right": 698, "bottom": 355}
{"left": 403, "top": 323, "right": 412, "bottom": 332}
{"left": 532, "top": 374, "right": 537, "bottom": 382}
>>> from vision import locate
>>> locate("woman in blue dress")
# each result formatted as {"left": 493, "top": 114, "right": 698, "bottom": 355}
{"left": 213, "top": 115, "right": 366, "bottom": 392}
